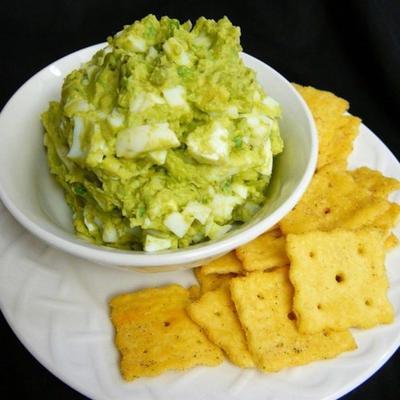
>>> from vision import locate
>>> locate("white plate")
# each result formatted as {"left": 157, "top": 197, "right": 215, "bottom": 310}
{"left": 0, "top": 123, "right": 399, "bottom": 400}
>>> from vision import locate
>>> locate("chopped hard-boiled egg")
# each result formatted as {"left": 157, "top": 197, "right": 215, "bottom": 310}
{"left": 128, "top": 36, "right": 147, "bottom": 53}
{"left": 205, "top": 222, "right": 232, "bottom": 240}
{"left": 232, "top": 183, "right": 248, "bottom": 199}
{"left": 163, "top": 37, "right": 191, "bottom": 66}
{"left": 130, "top": 92, "right": 164, "bottom": 113}
{"left": 107, "top": 110, "right": 124, "bottom": 129}
{"left": 262, "top": 96, "right": 282, "bottom": 117}
{"left": 67, "top": 116, "right": 85, "bottom": 159}
{"left": 162, "top": 86, "right": 188, "bottom": 108}
{"left": 164, "top": 211, "right": 191, "bottom": 238}
{"left": 192, "top": 33, "right": 212, "bottom": 48}
{"left": 102, "top": 224, "right": 118, "bottom": 243}
{"left": 83, "top": 208, "right": 97, "bottom": 233}
{"left": 115, "top": 123, "right": 180, "bottom": 158}
{"left": 245, "top": 114, "right": 273, "bottom": 145}
{"left": 226, "top": 105, "right": 239, "bottom": 118}
{"left": 187, "top": 122, "right": 229, "bottom": 164}
{"left": 86, "top": 124, "right": 107, "bottom": 167}
{"left": 257, "top": 138, "right": 273, "bottom": 175}
{"left": 148, "top": 150, "right": 168, "bottom": 165}
{"left": 64, "top": 98, "right": 90, "bottom": 116}
{"left": 211, "top": 193, "right": 241, "bottom": 221}
{"left": 144, "top": 234, "right": 172, "bottom": 251}
{"left": 183, "top": 201, "right": 211, "bottom": 225}
{"left": 146, "top": 46, "right": 158, "bottom": 61}
{"left": 177, "top": 51, "right": 190, "bottom": 66}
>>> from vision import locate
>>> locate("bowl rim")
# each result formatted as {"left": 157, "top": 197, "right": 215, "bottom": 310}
{"left": 0, "top": 44, "right": 318, "bottom": 267}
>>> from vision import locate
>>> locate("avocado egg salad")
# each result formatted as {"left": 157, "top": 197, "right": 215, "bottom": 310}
{"left": 42, "top": 15, "right": 284, "bottom": 251}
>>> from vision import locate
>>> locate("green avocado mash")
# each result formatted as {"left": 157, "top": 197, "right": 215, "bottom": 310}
{"left": 42, "top": 15, "right": 284, "bottom": 251}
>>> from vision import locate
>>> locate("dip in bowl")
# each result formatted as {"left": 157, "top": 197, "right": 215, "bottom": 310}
{"left": 0, "top": 16, "right": 317, "bottom": 270}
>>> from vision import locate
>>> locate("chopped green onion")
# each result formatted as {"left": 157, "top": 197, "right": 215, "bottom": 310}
{"left": 145, "top": 25, "right": 156, "bottom": 39}
{"left": 73, "top": 184, "right": 87, "bottom": 196}
{"left": 233, "top": 136, "right": 242, "bottom": 148}
{"left": 137, "top": 206, "right": 146, "bottom": 217}
{"left": 177, "top": 65, "right": 192, "bottom": 79}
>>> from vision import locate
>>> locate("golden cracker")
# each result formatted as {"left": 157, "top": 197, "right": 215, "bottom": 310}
{"left": 287, "top": 229, "right": 394, "bottom": 333}
{"left": 350, "top": 167, "right": 400, "bottom": 198}
{"left": 280, "top": 166, "right": 391, "bottom": 235}
{"left": 187, "top": 287, "right": 254, "bottom": 368}
{"left": 194, "top": 267, "right": 235, "bottom": 293}
{"left": 110, "top": 284, "right": 223, "bottom": 380}
{"left": 202, "top": 251, "right": 243, "bottom": 275}
{"left": 230, "top": 268, "right": 356, "bottom": 372}
{"left": 236, "top": 228, "right": 288, "bottom": 272}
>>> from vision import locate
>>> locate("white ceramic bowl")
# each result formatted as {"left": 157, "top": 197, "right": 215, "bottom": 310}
{"left": 0, "top": 44, "right": 317, "bottom": 270}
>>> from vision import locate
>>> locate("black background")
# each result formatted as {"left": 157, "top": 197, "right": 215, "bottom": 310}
{"left": 1, "top": 0, "right": 399, "bottom": 399}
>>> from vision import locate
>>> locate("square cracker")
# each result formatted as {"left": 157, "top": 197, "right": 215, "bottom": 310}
{"left": 230, "top": 268, "right": 356, "bottom": 372}
{"left": 110, "top": 284, "right": 223, "bottom": 380}
{"left": 286, "top": 229, "right": 394, "bottom": 333}
{"left": 385, "top": 233, "right": 399, "bottom": 250}
{"left": 236, "top": 228, "right": 289, "bottom": 272}
{"left": 292, "top": 83, "right": 360, "bottom": 169}
{"left": 187, "top": 287, "right": 254, "bottom": 368}
{"left": 202, "top": 251, "right": 243, "bottom": 275}
{"left": 280, "top": 165, "right": 392, "bottom": 235}
{"left": 350, "top": 167, "right": 400, "bottom": 198}
{"left": 292, "top": 84, "right": 349, "bottom": 126}
{"left": 194, "top": 267, "right": 235, "bottom": 293}
{"left": 370, "top": 202, "right": 400, "bottom": 231}
{"left": 318, "top": 114, "right": 360, "bottom": 170}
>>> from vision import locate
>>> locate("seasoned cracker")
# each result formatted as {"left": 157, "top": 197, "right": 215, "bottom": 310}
{"left": 202, "top": 251, "right": 243, "bottom": 275}
{"left": 280, "top": 166, "right": 392, "bottom": 235}
{"left": 230, "top": 268, "right": 356, "bottom": 372}
{"left": 187, "top": 287, "right": 254, "bottom": 368}
{"left": 236, "top": 228, "right": 288, "bottom": 272}
{"left": 292, "top": 84, "right": 349, "bottom": 126}
{"left": 350, "top": 167, "right": 400, "bottom": 198}
{"left": 370, "top": 202, "right": 400, "bottom": 231}
{"left": 110, "top": 284, "right": 223, "bottom": 380}
{"left": 287, "top": 229, "right": 394, "bottom": 333}
{"left": 320, "top": 115, "right": 360, "bottom": 170}
{"left": 385, "top": 233, "right": 399, "bottom": 250}
{"left": 188, "top": 284, "right": 201, "bottom": 300}
{"left": 293, "top": 84, "right": 360, "bottom": 169}
{"left": 194, "top": 267, "right": 235, "bottom": 293}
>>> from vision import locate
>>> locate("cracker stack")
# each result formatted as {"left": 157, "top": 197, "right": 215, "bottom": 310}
{"left": 110, "top": 84, "right": 399, "bottom": 380}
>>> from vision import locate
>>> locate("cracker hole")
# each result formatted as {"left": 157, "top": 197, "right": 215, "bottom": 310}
{"left": 293, "top": 347, "right": 302, "bottom": 354}
{"left": 164, "top": 321, "right": 170, "bottom": 327}
{"left": 214, "top": 311, "right": 221, "bottom": 317}
{"left": 287, "top": 311, "right": 296, "bottom": 321}
{"left": 323, "top": 330, "right": 330, "bottom": 337}
{"left": 317, "top": 304, "right": 322, "bottom": 310}
{"left": 335, "top": 273, "right": 344, "bottom": 283}
{"left": 324, "top": 207, "right": 331, "bottom": 214}
{"left": 257, "top": 294, "right": 265, "bottom": 300}
{"left": 365, "top": 299, "right": 372, "bottom": 306}
{"left": 358, "top": 246, "right": 365, "bottom": 255}
{"left": 309, "top": 251, "right": 315, "bottom": 258}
